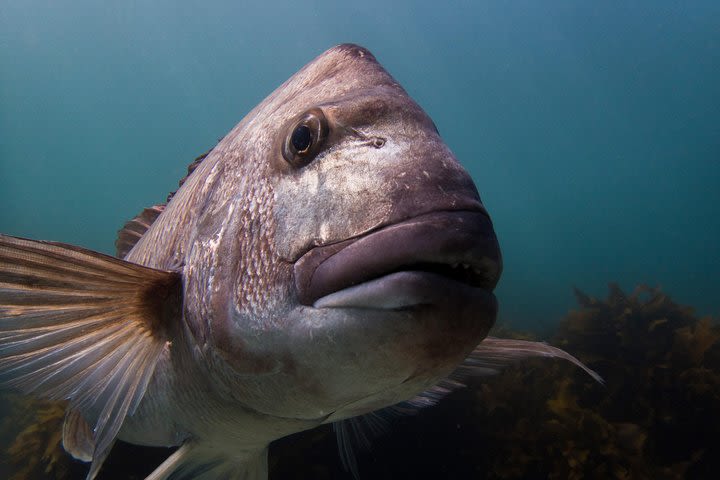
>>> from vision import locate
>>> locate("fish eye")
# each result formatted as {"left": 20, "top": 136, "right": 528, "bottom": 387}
{"left": 291, "top": 125, "right": 312, "bottom": 153}
{"left": 282, "top": 108, "right": 328, "bottom": 168}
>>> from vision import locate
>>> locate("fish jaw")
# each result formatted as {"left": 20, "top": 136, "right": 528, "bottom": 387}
{"left": 294, "top": 210, "right": 501, "bottom": 309}
{"left": 269, "top": 210, "right": 500, "bottom": 420}
{"left": 214, "top": 294, "right": 496, "bottom": 422}
{"left": 209, "top": 212, "right": 500, "bottom": 421}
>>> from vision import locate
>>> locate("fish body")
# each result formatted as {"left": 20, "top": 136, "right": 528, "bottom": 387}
{"left": 0, "top": 44, "right": 598, "bottom": 479}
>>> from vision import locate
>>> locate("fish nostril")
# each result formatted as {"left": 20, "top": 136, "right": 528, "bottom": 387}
{"left": 371, "top": 137, "right": 386, "bottom": 148}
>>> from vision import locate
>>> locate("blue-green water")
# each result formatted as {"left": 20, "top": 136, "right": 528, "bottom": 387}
{"left": 1, "top": 0, "right": 718, "bottom": 331}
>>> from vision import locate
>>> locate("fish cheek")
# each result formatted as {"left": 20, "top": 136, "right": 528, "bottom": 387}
{"left": 271, "top": 150, "right": 395, "bottom": 261}
{"left": 184, "top": 192, "right": 290, "bottom": 376}
{"left": 209, "top": 295, "right": 281, "bottom": 376}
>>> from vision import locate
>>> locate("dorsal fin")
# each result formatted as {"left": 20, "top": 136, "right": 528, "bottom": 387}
{"left": 116, "top": 205, "right": 166, "bottom": 259}
{"left": 115, "top": 149, "right": 212, "bottom": 259}
{"left": 166, "top": 150, "right": 211, "bottom": 203}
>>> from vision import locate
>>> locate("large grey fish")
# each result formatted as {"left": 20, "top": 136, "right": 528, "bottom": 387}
{"left": 0, "top": 44, "right": 599, "bottom": 479}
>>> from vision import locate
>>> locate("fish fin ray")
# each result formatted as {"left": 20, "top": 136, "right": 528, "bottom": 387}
{"left": 63, "top": 407, "right": 94, "bottom": 462}
{"left": 167, "top": 150, "right": 212, "bottom": 203}
{"left": 331, "top": 337, "right": 604, "bottom": 476}
{"left": 115, "top": 205, "right": 165, "bottom": 259}
{"left": 145, "top": 443, "right": 268, "bottom": 480}
{"left": 451, "top": 336, "right": 604, "bottom": 385}
{"left": 394, "top": 337, "right": 603, "bottom": 416}
{"left": 333, "top": 410, "right": 396, "bottom": 479}
{"left": 0, "top": 234, "right": 182, "bottom": 479}
{"left": 115, "top": 148, "right": 214, "bottom": 259}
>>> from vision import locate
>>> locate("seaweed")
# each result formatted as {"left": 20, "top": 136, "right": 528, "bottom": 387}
{"left": 458, "top": 283, "right": 720, "bottom": 479}
{"left": 0, "top": 395, "right": 82, "bottom": 480}
{"left": 554, "top": 284, "right": 720, "bottom": 477}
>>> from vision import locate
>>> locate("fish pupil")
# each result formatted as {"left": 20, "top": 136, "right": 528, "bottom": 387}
{"left": 291, "top": 125, "right": 312, "bottom": 153}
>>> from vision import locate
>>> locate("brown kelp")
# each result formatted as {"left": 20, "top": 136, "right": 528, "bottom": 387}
{"left": 0, "top": 395, "right": 73, "bottom": 480}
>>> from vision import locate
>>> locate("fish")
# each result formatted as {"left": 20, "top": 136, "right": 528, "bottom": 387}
{"left": 0, "top": 44, "right": 600, "bottom": 479}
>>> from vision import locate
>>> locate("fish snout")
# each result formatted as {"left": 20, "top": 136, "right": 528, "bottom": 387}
{"left": 294, "top": 209, "right": 502, "bottom": 310}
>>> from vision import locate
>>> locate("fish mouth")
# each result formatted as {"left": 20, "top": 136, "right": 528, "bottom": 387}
{"left": 293, "top": 210, "right": 502, "bottom": 309}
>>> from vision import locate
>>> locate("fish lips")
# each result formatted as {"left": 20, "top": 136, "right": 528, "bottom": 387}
{"left": 293, "top": 210, "right": 502, "bottom": 311}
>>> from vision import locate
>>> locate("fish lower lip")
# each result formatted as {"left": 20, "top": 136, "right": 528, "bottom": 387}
{"left": 313, "top": 271, "right": 496, "bottom": 310}
{"left": 294, "top": 210, "right": 502, "bottom": 307}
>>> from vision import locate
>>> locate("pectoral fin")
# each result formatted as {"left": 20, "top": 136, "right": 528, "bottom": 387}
{"left": 454, "top": 336, "right": 604, "bottom": 384}
{"left": 0, "top": 234, "right": 182, "bottom": 480}
{"left": 399, "top": 337, "right": 603, "bottom": 410}
{"left": 63, "top": 407, "right": 94, "bottom": 462}
{"left": 333, "top": 337, "right": 603, "bottom": 478}
{"left": 144, "top": 442, "right": 268, "bottom": 480}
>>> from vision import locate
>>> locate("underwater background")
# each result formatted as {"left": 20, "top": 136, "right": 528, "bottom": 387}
{"left": 1, "top": 1, "right": 719, "bottom": 479}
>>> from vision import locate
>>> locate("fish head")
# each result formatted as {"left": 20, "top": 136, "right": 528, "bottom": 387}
{"left": 182, "top": 45, "right": 501, "bottom": 422}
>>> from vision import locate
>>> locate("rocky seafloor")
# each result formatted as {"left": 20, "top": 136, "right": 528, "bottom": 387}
{"left": 1, "top": 284, "right": 718, "bottom": 479}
